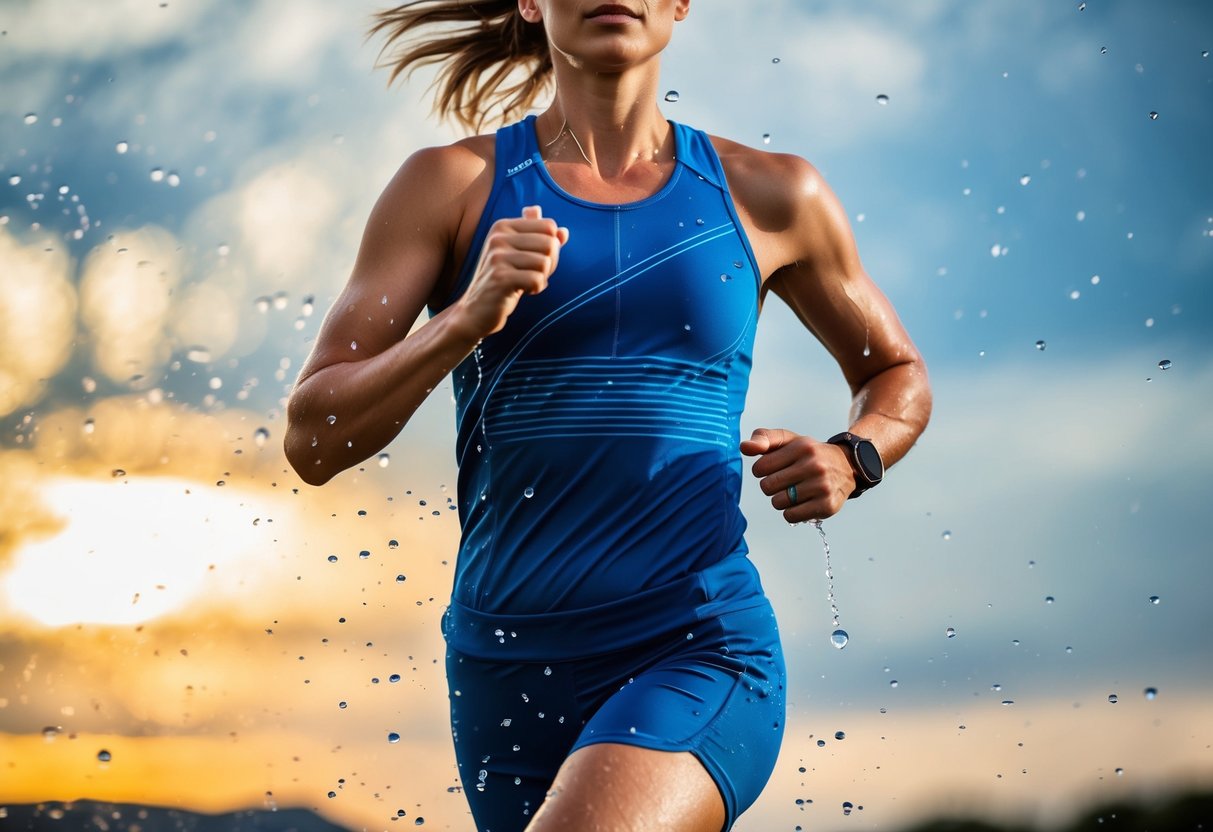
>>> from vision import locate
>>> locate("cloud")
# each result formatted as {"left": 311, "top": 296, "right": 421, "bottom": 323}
{"left": 0, "top": 0, "right": 212, "bottom": 61}
{"left": 0, "top": 227, "right": 78, "bottom": 418}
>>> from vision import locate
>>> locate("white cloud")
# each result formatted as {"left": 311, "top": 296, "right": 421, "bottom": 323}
{"left": 0, "top": 0, "right": 212, "bottom": 61}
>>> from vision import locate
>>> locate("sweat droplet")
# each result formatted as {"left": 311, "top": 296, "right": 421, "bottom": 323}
{"left": 663, "top": 90, "right": 680, "bottom": 102}
{"left": 327, "top": 415, "right": 336, "bottom": 425}
{"left": 1158, "top": 359, "right": 1172, "bottom": 370}
{"left": 830, "top": 629, "right": 849, "bottom": 649}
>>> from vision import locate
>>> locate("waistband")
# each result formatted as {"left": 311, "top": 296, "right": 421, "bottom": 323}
{"left": 442, "top": 555, "right": 768, "bottom": 661}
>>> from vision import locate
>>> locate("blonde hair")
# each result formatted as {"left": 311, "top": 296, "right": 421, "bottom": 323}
{"left": 368, "top": 1, "right": 553, "bottom": 133}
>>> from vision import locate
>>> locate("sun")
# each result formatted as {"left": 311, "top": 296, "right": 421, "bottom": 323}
{"left": 1, "top": 475, "right": 285, "bottom": 627}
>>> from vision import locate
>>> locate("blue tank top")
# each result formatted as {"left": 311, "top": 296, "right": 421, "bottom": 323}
{"left": 438, "top": 115, "right": 762, "bottom": 616}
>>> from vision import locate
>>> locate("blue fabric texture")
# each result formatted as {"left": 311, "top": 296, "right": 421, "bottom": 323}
{"left": 435, "top": 116, "right": 783, "bottom": 831}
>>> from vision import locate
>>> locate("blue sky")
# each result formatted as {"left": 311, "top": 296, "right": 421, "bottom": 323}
{"left": 1, "top": 1, "right": 1211, "bottom": 829}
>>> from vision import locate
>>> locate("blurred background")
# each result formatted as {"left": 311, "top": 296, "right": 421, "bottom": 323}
{"left": 1, "top": 1, "right": 1210, "bottom": 829}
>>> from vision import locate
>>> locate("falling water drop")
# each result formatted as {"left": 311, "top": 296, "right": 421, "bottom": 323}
{"left": 762, "top": 133, "right": 771, "bottom": 145}
{"left": 1149, "top": 595, "right": 1160, "bottom": 605}
{"left": 23, "top": 112, "right": 38, "bottom": 125}
{"left": 388, "top": 732, "right": 401, "bottom": 743}
{"left": 663, "top": 90, "right": 680, "bottom": 103}
{"left": 1019, "top": 174, "right": 1031, "bottom": 186}
{"left": 1108, "top": 693, "right": 1119, "bottom": 704}
{"left": 830, "top": 629, "right": 849, "bottom": 650}
{"left": 523, "top": 486, "right": 535, "bottom": 499}
{"left": 1144, "top": 687, "right": 1158, "bottom": 700}
{"left": 378, "top": 452, "right": 391, "bottom": 468}
{"left": 875, "top": 94, "right": 889, "bottom": 105}
{"left": 1148, "top": 111, "right": 1159, "bottom": 121}
{"left": 1035, "top": 340, "right": 1047, "bottom": 351}
{"left": 115, "top": 141, "right": 129, "bottom": 153}
{"left": 946, "top": 627, "right": 957, "bottom": 639}
{"left": 1158, "top": 359, "right": 1172, "bottom": 370}
{"left": 97, "top": 749, "right": 112, "bottom": 763}
{"left": 254, "top": 427, "right": 270, "bottom": 447}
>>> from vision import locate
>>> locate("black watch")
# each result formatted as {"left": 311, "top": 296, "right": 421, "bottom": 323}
{"left": 827, "top": 431, "right": 884, "bottom": 498}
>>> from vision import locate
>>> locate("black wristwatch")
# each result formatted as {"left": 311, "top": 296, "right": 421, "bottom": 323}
{"left": 827, "top": 431, "right": 884, "bottom": 498}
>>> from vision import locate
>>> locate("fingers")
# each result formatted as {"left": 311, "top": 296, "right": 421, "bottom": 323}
{"left": 741, "top": 428, "right": 851, "bottom": 523}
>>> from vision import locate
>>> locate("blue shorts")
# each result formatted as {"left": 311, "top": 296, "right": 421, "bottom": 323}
{"left": 443, "top": 563, "right": 785, "bottom": 832}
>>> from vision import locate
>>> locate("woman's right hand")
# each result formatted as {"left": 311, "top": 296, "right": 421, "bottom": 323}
{"left": 454, "top": 205, "right": 569, "bottom": 340}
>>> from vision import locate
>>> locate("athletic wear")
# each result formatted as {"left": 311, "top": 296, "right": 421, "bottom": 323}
{"left": 434, "top": 116, "right": 783, "bottom": 831}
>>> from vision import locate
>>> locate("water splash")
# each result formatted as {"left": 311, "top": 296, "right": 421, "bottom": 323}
{"left": 813, "top": 521, "right": 848, "bottom": 649}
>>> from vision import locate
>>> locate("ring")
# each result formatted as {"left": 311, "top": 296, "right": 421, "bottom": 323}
{"left": 786, "top": 484, "right": 798, "bottom": 505}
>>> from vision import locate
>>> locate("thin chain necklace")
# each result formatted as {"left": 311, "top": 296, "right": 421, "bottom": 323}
{"left": 543, "top": 117, "right": 593, "bottom": 165}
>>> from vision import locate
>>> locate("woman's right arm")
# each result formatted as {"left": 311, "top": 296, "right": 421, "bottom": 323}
{"left": 284, "top": 144, "right": 567, "bottom": 485}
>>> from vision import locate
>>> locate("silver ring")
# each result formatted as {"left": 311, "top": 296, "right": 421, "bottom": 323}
{"left": 786, "top": 484, "right": 798, "bottom": 505}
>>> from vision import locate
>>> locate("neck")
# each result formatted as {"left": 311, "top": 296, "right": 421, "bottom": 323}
{"left": 536, "top": 60, "right": 673, "bottom": 177}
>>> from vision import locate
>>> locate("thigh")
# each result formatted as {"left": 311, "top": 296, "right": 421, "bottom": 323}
{"left": 526, "top": 743, "right": 725, "bottom": 832}
{"left": 446, "top": 648, "right": 587, "bottom": 832}
{"left": 563, "top": 602, "right": 787, "bottom": 829}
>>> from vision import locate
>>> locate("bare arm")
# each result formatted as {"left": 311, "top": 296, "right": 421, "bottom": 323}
{"left": 285, "top": 144, "right": 568, "bottom": 485}
{"left": 727, "top": 149, "right": 932, "bottom": 521}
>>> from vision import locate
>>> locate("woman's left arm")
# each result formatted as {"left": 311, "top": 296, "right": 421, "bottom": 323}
{"left": 733, "top": 151, "right": 933, "bottom": 523}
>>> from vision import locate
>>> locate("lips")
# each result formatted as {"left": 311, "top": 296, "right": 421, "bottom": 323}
{"left": 586, "top": 4, "right": 639, "bottom": 20}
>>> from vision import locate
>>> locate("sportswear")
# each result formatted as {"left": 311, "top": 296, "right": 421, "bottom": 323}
{"left": 434, "top": 116, "right": 783, "bottom": 832}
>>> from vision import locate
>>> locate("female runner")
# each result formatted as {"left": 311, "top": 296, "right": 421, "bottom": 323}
{"left": 285, "top": 1, "right": 932, "bottom": 829}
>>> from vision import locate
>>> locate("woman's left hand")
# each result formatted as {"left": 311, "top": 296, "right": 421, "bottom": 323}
{"left": 740, "top": 428, "right": 855, "bottom": 523}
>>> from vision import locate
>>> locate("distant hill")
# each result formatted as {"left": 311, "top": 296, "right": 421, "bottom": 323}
{"left": 0, "top": 801, "right": 350, "bottom": 831}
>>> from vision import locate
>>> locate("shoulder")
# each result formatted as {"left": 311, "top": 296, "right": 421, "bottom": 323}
{"left": 379, "top": 133, "right": 497, "bottom": 213}
{"left": 707, "top": 135, "right": 831, "bottom": 231}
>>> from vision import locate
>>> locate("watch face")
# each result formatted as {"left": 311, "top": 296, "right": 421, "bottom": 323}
{"left": 856, "top": 440, "right": 884, "bottom": 481}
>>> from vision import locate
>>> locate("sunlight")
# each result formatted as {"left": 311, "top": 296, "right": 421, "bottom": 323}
{"left": 0, "top": 476, "right": 284, "bottom": 627}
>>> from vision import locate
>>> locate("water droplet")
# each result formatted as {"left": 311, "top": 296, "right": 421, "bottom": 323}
{"left": 301, "top": 294, "right": 315, "bottom": 316}
{"left": 359, "top": 550, "right": 371, "bottom": 559}
{"left": 771, "top": 57, "right": 781, "bottom": 64}
{"left": 23, "top": 112, "right": 37, "bottom": 125}
{"left": 1144, "top": 687, "right": 1158, "bottom": 700}
{"left": 377, "top": 452, "right": 390, "bottom": 468}
{"left": 762, "top": 133, "right": 771, "bottom": 145}
{"left": 1148, "top": 111, "right": 1159, "bottom": 121}
{"left": 254, "top": 296, "right": 271, "bottom": 313}
{"left": 523, "top": 486, "right": 534, "bottom": 499}
{"left": 388, "top": 539, "right": 400, "bottom": 549}
{"left": 1078, "top": 2, "right": 1086, "bottom": 10}
{"left": 111, "top": 468, "right": 126, "bottom": 478}
{"left": 97, "top": 749, "right": 112, "bottom": 763}
{"left": 1019, "top": 174, "right": 1031, "bottom": 186}
{"left": 327, "top": 414, "right": 337, "bottom": 425}
{"left": 327, "top": 554, "right": 338, "bottom": 563}
{"left": 816, "top": 739, "right": 826, "bottom": 747}
{"left": 992, "top": 683, "right": 1002, "bottom": 691}
{"left": 834, "top": 730, "right": 846, "bottom": 740}
{"left": 327, "top": 791, "right": 336, "bottom": 799}
{"left": 1001, "top": 699, "right": 1015, "bottom": 706}
{"left": 1115, "top": 767, "right": 1124, "bottom": 777}
{"left": 941, "top": 530, "right": 952, "bottom": 541}
{"left": 1035, "top": 340, "right": 1047, "bottom": 351}
{"left": 396, "top": 574, "right": 406, "bottom": 583}
{"left": 149, "top": 167, "right": 164, "bottom": 182}
{"left": 1149, "top": 595, "right": 1160, "bottom": 605}
{"left": 389, "top": 674, "right": 401, "bottom": 683}
{"left": 720, "top": 273, "right": 731, "bottom": 282}
{"left": 7, "top": 174, "right": 19, "bottom": 186}
{"left": 876, "top": 94, "right": 889, "bottom": 106}
{"left": 1158, "top": 359, "right": 1172, "bottom": 370}
{"left": 1045, "top": 596, "right": 1055, "bottom": 604}
{"left": 889, "top": 679, "right": 898, "bottom": 688}
{"left": 83, "top": 418, "right": 95, "bottom": 435}
{"left": 1108, "top": 694, "right": 1118, "bottom": 704}
{"left": 945, "top": 627, "right": 956, "bottom": 639}
{"left": 663, "top": 90, "right": 680, "bottom": 103}
{"left": 830, "top": 629, "right": 849, "bottom": 649}
{"left": 543, "top": 666, "right": 552, "bottom": 676}
{"left": 350, "top": 341, "right": 358, "bottom": 351}
{"left": 42, "top": 726, "right": 61, "bottom": 741}
{"left": 254, "top": 427, "right": 270, "bottom": 447}
{"left": 115, "top": 141, "right": 129, "bottom": 154}
{"left": 842, "top": 801, "right": 854, "bottom": 816}
{"left": 338, "top": 701, "right": 348, "bottom": 709}
{"left": 1100, "top": 46, "right": 1108, "bottom": 55}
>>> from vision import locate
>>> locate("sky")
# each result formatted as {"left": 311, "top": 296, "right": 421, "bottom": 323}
{"left": 1, "top": 1, "right": 1211, "bottom": 830}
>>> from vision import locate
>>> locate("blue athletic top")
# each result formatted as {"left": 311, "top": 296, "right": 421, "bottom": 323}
{"left": 436, "top": 115, "right": 763, "bottom": 623}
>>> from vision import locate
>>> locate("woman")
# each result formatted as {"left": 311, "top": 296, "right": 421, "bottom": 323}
{"left": 285, "top": 1, "right": 932, "bottom": 829}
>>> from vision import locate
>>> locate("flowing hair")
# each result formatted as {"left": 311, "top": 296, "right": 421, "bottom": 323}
{"left": 368, "top": 1, "right": 553, "bottom": 133}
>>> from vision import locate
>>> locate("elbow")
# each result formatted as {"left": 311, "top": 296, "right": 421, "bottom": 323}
{"left": 284, "top": 430, "right": 335, "bottom": 487}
